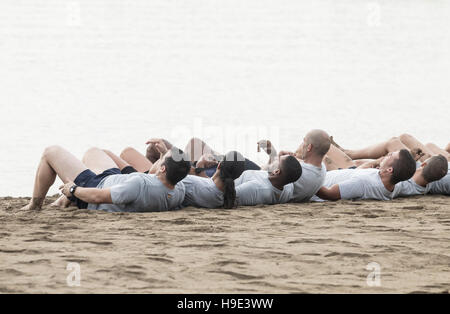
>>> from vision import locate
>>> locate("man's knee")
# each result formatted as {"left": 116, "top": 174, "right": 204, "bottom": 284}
{"left": 120, "top": 146, "right": 137, "bottom": 159}
{"left": 399, "top": 133, "right": 412, "bottom": 142}
{"left": 43, "top": 145, "right": 63, "bottom": 159}
{"left": 387, "top": 136, "right": 401, "bottom": 146}
{"left": 82, "top": 147, "right": 102, "bottom": 162}
{"left": 85, "top": 147, "right": 102, "bottom": 155}
{"left": 389, "top": 136, "right": 399, "bottom": 142}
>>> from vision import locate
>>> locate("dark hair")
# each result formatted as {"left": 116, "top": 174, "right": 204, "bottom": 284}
{"left": 280, "top": 155, "right": 302, "bottom": 184}
{"left": 391, "top": 149, "right": 416, "bottom": 184}
{"left": 218, "top": 151, "right": 246, "bottom": 209}
{"left": 423, "top": 155, "right": 448, "bottom": 183}
{"left": 163, "top": 147, "right": 191, "bottom": 185}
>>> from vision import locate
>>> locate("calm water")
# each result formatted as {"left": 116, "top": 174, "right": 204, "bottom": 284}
{"left": 1, "top": 0, "right": 449, "bottom": 196}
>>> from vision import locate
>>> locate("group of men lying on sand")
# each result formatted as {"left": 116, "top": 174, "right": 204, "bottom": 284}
{"left": 22, "top": 130, "right": 449, "bottom": 212}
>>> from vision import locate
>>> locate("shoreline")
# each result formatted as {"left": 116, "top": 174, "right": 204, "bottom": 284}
{"left": 1, "top": 195, "right": 449, "bottom": 293}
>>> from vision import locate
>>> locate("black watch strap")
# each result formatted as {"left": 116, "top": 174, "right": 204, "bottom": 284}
{"left": 70, "top": 185, "right": 78, "bottom": 196}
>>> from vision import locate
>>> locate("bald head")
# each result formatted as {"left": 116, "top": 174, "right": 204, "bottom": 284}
{"left": 305, "top": 129, "right": 331, "bottom": 157}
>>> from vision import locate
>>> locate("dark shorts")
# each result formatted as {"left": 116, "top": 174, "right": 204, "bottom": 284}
{"left": 71, "top": 168, "right": 121, "bottom": 209}
{"left": 121, "top": 166, "right": 148, "bottom": 174}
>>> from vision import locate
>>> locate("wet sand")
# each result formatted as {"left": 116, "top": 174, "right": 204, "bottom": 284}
{"left": 0, "top": 195, "right": 449, "bottom": 294}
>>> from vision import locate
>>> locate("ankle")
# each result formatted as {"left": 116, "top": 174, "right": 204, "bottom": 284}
{"left": 30, "top": 197, "right": 45, "bottom": 209}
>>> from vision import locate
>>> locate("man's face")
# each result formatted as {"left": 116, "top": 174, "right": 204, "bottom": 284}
{"left": 379, "top": 151, "right": 399, "bottom": 171}
{"left": 273, "top": 155, "right": 289, "bottom": 175}
{"left": 299, "top": 137, "right": 309, "bottom": 159}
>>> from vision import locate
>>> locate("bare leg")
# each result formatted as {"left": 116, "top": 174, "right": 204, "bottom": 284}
{"left": 184, "top": 137, "right": 221, "bottom": 163}
{"left": 353, "top": 159, "right": 375, "bottom": 167}
{"left": 120, "top": 147, "right": 153, "bottom": 173}
{"left": 323, "top": 155, "right": 341, "bottom": 171}
{"left": 81, "top": 147, "right": 118, "bottom": 174}
{"left": 343, "top": 137, "right": 408, "bottom": 160}
{"left": 22, "top": 146, "right": 88, "bottom": 210}
{"left": 324, "top": 145, "right": 356, "bottom": 170}
{"left": 398, "top": 134, "right": 433, "bottom": 162}
{"left": 425, "top": 143, "right": 450, "bottom": 161}
{"left": 51, "top": 148, "right": 122, "bottom": 208}
{"left": 103, "top": 149, "right": 131, "bottom": 170}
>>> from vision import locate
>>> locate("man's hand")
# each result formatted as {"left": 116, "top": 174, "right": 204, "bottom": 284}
{"left": 59, "top": 181, "right": 75, "bottom": 198}
{"left": 146, "top": 138, "right": 168, "bottom": 157}
{"left": 278, "top": 150, "right": 295, "bottom": 157}
{"left": 196, "top": 153, "right": 218, "bottom": 169}
{"left": 257, "top": 140, "right": 273, "bottom": 154}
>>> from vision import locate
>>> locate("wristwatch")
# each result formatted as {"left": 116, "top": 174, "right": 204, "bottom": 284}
{"left": 69, "top": 185, "right": 78, "bottom": 196}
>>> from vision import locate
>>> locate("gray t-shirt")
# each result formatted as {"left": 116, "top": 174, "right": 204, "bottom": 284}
{"left": 427, "top": 162, "right": 450, "bottom": 195}
{"left": 312, "top": 168, "right": 395, "bottom": 201}
{"left": 235, "top": 170, "right": 293, "bottom": 206}
{"left": 181, "top": 175, "right": 223, "bottom": 208}
{"left": 392, "top": 178, "right": 429, "bottom": 198}
{"left": 87, "top": 173, "right": 186, "bottom": 212}
{"left": 290, "top": 161, "right": 326, "bottom": 202}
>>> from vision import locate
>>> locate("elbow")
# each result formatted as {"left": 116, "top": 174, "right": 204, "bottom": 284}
{"left": 92, "top": 193, "right": 108, "bottom": 204}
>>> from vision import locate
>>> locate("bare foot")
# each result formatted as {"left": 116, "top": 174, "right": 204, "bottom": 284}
{"left": 20, "top": 197, "right": 44, "bottom": 211}
{"left": 50, "top": 195, "right": 72, "bottom": 208}
{"left": 19, "top": 203, "right": 34, "bottom": 211}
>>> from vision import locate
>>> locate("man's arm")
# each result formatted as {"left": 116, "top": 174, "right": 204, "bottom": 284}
{"left": 357, "top": 158, "right": 382, "bottom": 169}
{"left": 315, "top": 184, "right": 341, "bottom": 201}
{"left": 60, "top": 182, "right": 112, "bottom": 204}
{"left": 193, "top": 153, "right": 218, "bottom": 178}
{"left": 73, "top": 187, "right": 112, "bottom": 204}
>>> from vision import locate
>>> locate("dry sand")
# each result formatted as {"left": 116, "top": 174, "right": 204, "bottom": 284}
{"left": 0, "top": 195, "right": 449, "bottom": 294}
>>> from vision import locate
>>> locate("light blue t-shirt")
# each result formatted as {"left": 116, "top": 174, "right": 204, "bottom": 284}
{"left": 87, "top": 173, "right": 186, "bottom": 212}
{"left": 235, "top": 170, "right": 293, "bottom": 206}
{"left": 392, "top": 178, "right": 429, "bottom": 198}
{"left": 427, "top": 162, "right": 450, "bottom": 195}
{"left": 181, "top": 175, "right": 223, "bottom": 208}
{"left": 290, "top": 161, "right": 326, "bottom": 202}
{"left": 312, "top": 168, "right": 395, "bottom": 201}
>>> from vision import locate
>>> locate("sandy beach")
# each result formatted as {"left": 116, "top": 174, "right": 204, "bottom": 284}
{"left": 0, "top": 195, "right": 449, "bottom": 293}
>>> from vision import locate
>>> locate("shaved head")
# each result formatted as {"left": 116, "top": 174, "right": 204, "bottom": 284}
{"left": 305, "top": 129, "right": 331, "bottom": 157}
